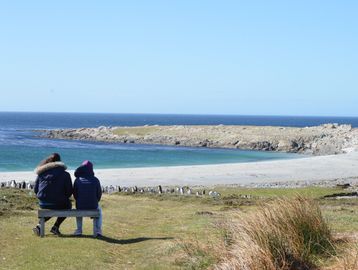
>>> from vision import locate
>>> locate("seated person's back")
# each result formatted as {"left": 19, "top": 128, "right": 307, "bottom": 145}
{"left": 73, "top": 160, "right": 103, "bottom": 236}
{"left": 74, "top": 161, "right": 101, "bottom": 210}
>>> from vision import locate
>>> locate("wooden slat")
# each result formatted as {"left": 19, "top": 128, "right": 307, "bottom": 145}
{"left": 38, "top": 209, "right": 100, "bottom": 218}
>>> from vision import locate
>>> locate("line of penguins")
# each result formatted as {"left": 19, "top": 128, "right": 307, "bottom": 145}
{"left": 0, "top": 180, "right": 221, "bottom": 198}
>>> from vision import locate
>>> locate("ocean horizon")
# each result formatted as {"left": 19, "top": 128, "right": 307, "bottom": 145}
{"left": 1, "top": 112, "right": 357, "bottom": 172}
{"left": 2, "top": 111, "right": 358, "bottom": 129}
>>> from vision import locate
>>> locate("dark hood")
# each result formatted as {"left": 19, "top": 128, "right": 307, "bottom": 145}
{"left": 75, "top": 164, "right": 95, "bottom": 178}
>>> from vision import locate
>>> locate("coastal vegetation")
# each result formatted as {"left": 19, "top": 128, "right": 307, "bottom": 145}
{"left": 215, "top": 197, "right": 335, "bottom": 269}
{"left": 1, "top": 186, "right": 358, "bottom": 269}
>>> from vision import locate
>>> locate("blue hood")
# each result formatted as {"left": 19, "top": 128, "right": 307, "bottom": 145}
{"left": 74, "top": 164, "right": 94, "bottom": 178}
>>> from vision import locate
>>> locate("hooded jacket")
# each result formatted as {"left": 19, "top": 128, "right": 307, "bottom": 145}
{"left": 34, "top": 162, "right": 73, "bottom": 208}
{"left": 73, "top": 163, "right": 102, "bottom": 210}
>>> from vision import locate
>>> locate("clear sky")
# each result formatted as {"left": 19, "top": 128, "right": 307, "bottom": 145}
{"left": 0, "top": 1, "right": 357, "bottom": 116}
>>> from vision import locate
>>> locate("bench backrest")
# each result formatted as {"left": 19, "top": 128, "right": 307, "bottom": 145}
{"left": 38, "top": 209, "right": 100, "bottom": 218}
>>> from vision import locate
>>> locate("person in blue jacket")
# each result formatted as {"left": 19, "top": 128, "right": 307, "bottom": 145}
{"left": 73, "top": 160, "right": 103, "bottom": 237}
{"left": 33, "top": 153, "right": 73, "bottom": 236}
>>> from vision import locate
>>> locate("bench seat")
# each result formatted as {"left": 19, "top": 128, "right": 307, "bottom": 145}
{"left": 38, "top": 209, "right": 100, "bottom": 237}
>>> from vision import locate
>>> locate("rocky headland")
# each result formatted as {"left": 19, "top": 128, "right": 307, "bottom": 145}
{"left": 42, "top": 123, "right": 358, "bottom": 155}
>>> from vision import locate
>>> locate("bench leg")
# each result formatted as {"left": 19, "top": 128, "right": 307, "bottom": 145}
{"left": 40, "top": 218, "right": 45, "bottom": 238}
{"left": 93, "top": 218, "right": 97, "bottom": 237}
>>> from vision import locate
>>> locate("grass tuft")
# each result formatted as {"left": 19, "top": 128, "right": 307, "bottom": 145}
{"left": 215, "top": 196, "right": 335, "bottom": 270}
{"left": 325, "top": 243, "right": 358, "bottom": 270}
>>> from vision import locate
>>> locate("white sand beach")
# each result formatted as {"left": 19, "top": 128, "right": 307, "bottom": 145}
{"left": 1, "top": 152, "right": 358, "bottom": 187}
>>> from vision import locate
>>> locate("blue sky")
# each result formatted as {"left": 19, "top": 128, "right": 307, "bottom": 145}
{"left": 0, "top": 1, "right": 357, "bottom": 116}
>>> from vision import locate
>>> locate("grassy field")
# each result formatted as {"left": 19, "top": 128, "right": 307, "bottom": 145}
{"left": 0, "top": 187, "right": 358, "bottom": 269}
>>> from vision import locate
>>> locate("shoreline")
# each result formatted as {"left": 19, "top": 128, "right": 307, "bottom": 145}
{"left": 1, "top": 151, "right": 358, "bottom": 188}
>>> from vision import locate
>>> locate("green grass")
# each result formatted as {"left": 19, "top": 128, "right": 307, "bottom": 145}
{"left": 215, "top": 185, "right": 345, "bottom": 198}
{"left": 112, "top": 126, "right": 161, "bottom": 136}
{"left": 0, "top": 188, "right": 222, "bottom": 270}
{"left": 0, "top": 186, "right": 357, "bottom": 269}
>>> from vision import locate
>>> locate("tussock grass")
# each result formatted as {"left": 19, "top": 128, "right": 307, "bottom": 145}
{"left": 215, "top": 196, "right": 335, "bottom": 270}
{"left": 335, "top": 246, "right": 358, "bottom": 270}
{"left": 324, "top": 242, "right": 358, "bottom": 270}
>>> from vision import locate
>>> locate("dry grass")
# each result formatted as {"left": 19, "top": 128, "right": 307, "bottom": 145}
{"left": 332, "top": 248, "right": 358, "bottom": 270}
{"left": 324, "top": 243, "right": 358, "bottom": 270}
{"left": 214, "top": 197, "right": 335, "bottom": 270}
{"left": 112, "top": 126, "right": 161, "bottom": 136}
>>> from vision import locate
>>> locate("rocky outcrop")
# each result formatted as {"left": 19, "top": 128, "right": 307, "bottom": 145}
{"left": 42, "top": 123, "right": 358, "bottom": 155}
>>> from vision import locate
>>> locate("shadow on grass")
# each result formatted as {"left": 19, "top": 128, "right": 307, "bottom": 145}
{"left": 60, "top": 234, "right": 174, "bottom": 244}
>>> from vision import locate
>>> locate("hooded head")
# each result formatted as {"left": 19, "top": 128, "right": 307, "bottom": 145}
{"left": 35, "top": 153, "right": 66, "bottom": 175}
{"left": 75, "top": 160, "right": 94, "bottom": 178}
{"left": 82, "top": 160, "right": 93, "bottom": 171}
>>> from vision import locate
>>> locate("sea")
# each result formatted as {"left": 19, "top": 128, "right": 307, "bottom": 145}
{"left": 1, "top": 112, "right": 357, "bottom": 172}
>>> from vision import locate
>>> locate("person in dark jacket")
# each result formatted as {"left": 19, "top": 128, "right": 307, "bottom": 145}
{"left": 73, "top": 160, "right": 102, "bottom": 236}
{"left": 33, "top": 153, "right": 73, "bottom": 236}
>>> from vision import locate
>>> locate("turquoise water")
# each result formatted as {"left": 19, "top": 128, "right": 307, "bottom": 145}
{"left": 1, "top": 112, "right": 342, "bottom": 172}
{"left": 0, "top": 138, "right": 299, "bottom": 172}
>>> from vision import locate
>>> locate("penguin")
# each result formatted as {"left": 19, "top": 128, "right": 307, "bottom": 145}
{"left": 10, "top": 180, "right": 16, "bottom": 188}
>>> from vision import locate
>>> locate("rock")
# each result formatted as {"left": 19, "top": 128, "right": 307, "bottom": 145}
{"left": 209, "top": 191, "right": 220, "bottom": 197}
{"left": 196, "top": 211, "right": 213, "bottom": 216}
{"left": 277, "top": 140, "right": 291, "bottom": 151}
{"left": 323, "top": 192, "right": 358, "bottom": 198}
{"left": 336, "top": 183, "right": 351, "bottom": 189}
{"left": 200, "top": 140, "right": 210, "bottom": 147}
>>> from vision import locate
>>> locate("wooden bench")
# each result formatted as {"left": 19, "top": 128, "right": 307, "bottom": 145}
{"left": 38, "top": 209, "right": 100, "bottom": 237}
